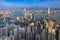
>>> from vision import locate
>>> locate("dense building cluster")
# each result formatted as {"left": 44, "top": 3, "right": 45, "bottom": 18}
{"left": 0, "top": 16, "right": 60, "bottom": 40}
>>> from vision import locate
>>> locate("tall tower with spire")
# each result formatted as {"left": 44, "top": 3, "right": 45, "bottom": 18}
{"left": 23, "top": 8, "right": 33, "bottom": 20}
{"left": 24, "top": 8, "right": 27, "bottom": 19}
{"left": 48, "top": 7, "right": 50, "bottom": 15}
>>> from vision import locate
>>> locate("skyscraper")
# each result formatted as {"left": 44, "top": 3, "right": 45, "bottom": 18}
{"left": 48, "top": 7, "right": 50, "bottom": 15}
{"left": 24, "top": 9, "right": 27, "bottom": 19}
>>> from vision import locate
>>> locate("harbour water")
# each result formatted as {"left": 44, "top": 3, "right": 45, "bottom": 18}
{"left": 10, "top": 10, "right": 60, "bottom": 23}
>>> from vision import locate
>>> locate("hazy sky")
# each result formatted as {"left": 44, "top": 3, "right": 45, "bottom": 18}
{"left": 0, "top": 0, "right": 60, "bottom": 8}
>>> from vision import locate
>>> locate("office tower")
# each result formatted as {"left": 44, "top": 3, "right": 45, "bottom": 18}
{"left": 51, "top": 29, "right": 56, "bottom": 40}
{"left": 18, "top": 34, "right": 21, "bottom": 40}
{"left": 32, "top": 27, "right": 37, "bottom": 34}
{"left": 7, "top": 37, "right": 11, "bottom": 40}
{"left": 10, "top": 36, "right": 14, "bottom": 40}
{"left": 0, "top": 28, "right": 1, "bottom": 37}
{"left": 16, "top": 17, "right": 19, "bottom": 21}
{"left": 35, "top": 34, "right": 40, "bottom": 40}
{"left": 19, "top": 27, "right": 26, "bottom": 40}
{"left": 29, "top": 13, "right": 33, "bottom": 19}
{"left": 21, "top": 28, "right": 25, "bottom": 39}
{"left": 9, "top": 30, "right": 14, "bottom": 40}
{"left": 1, "top": 27, "right": 7, "bottom": 40}
{"left": 27, "top": 26, "right": 31, "bottom": 32}
{"left": 1, "top": 27, "right": 7, "bottom": 36}
{"left": 32, "top": 27, "right": 37, "bottom": 40}
{"left": 26, "top": 26, "right": 32, "bottom": 40}
{"left": 48, "top": 7, "right": 50, "bottom": 15}
{"left": 26, "top": 32, "right": 32, "bottom": 40}
{"left": 13, "top": 28, "right": 17, "bottom": 40}
{"left": 32, "top": 13, "right": 34, "bottom": 20}
{"left": 41, "top": 30, "right": 48, "bottom": 40}
{"left": 46, "top": 7, "right": 51, "bottom": 19}
{"left": 19, "top": 27, "right": 22, "bottom": 40}
{"left": 24, "top": 9, "right": 27, "bottom": 19}
{"left": 6, "top": 23, "right": 10, "bottom": 30}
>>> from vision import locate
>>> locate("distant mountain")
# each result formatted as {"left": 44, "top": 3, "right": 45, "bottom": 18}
{"left": 24, "top": 6, "right": 60, "bottom": 10}
{"left": 12, "top": 6, "right": 60, "bottom": 10}
{"left": 0, "top": 6, "right": 60, "bottom": 10}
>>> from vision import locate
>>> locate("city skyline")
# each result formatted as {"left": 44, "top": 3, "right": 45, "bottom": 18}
{"left": 0, "top": 0, "right": 60, "bottom": 8}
